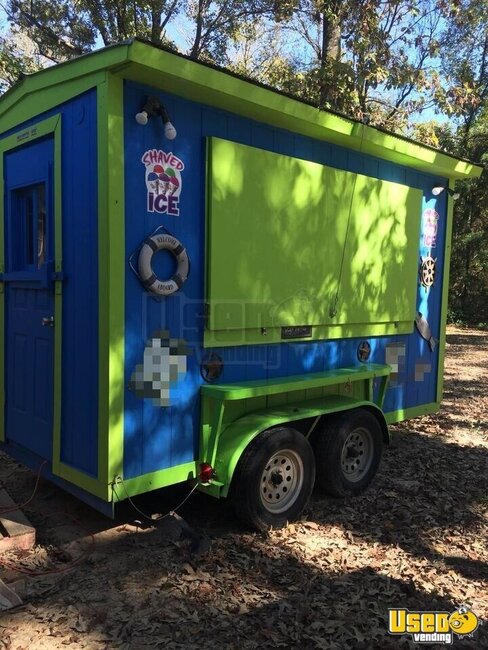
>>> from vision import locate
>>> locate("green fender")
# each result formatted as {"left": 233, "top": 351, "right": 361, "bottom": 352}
{"left": 206, "top": 396, "right": 389, "bottom": 498}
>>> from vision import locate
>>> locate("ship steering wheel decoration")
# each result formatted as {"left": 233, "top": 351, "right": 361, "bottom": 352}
{"left": 419, "top": 255, "right": 437, "bottom": 289}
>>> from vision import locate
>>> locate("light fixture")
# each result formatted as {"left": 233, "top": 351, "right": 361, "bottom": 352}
{"left": 135, "top": 96, "right": 177, "bottom": 140}
{"left": 160, "top": 105, "right": 177, "bottom": 140}
{"left": 431, "top": 185, "right": 460, "bottom": 200}
{"left": 135, "top": 110, "right": 149, "bottom": 125}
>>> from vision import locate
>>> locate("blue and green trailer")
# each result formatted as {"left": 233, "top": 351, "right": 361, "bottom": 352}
{"left": 0, "top": 40, "right": 482, "bottom": 530}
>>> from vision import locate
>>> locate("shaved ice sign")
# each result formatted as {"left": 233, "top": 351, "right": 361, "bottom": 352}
{"left": 142, "top": 149, "right": 184, "bottom": 216}
{"left": 422, "top": 208, "right": 439, "bottom": 248}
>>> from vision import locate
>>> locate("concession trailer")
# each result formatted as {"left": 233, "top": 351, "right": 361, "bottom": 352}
{"left": 0, "top": 40, "right": 482, "bottom": 529}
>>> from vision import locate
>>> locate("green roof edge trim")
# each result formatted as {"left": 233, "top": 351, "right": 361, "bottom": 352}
{"left": 0, "top": 43, "right": 130, "bottom": 117}
{"left": 0, "top": 39, "right": 482, "bottom": 181}
{"left": 126, "top": 41, "right": 481, "bottom": 180}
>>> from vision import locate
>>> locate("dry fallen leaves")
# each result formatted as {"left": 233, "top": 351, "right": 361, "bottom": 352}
{"left": 0, "top": 326, "right": 486, "bottom": 649}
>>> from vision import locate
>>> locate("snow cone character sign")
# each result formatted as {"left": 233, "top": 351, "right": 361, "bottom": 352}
{"left": 142, "top": 149, "right": 185, "bottom": 216}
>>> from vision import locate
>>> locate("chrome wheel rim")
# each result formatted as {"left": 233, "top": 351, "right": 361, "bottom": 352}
{"left": 340, "top": 427, "right": 373, "bottom": 482}
{"left": 260, "top": 449, "right": 304, "bottom": 514}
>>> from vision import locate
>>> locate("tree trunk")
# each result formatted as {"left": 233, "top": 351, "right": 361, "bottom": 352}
{"left": 322, "top": 12, "right": 341, "bottom": 61}
{"left": 190, "top": 0, "right": 206, "bottom": 58}
{"left": 319, "top": 9, "right": 341, "bottom": 106}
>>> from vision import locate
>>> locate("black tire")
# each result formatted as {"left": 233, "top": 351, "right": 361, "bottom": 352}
{"left": 230, "top": 427, "right": 316, "bottom": 532}
{"left": 314, "top": 409, "right": 383, "bottom": 497}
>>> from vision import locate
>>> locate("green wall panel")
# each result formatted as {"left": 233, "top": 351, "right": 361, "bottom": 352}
{"left": 337, "top": 173, "right": 422, "bottom": 325}
{"left": 207, "top": 137, "right": 422, "bottom": 339}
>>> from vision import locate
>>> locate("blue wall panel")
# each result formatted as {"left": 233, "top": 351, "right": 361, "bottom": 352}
{"left": 124, "top": 80, "right": 448, "bottom": 478}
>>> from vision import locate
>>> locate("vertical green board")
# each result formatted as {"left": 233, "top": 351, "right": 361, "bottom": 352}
{"left": 206, "top": 137, "right": 422, "bottom": 341}
{"left": 336, "top": 173, "right": 422, "bottom": 325}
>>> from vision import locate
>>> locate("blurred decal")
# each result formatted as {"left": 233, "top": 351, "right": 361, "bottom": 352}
{"left": 129, "top": 330, "right": 190, "bottom": 407}
{"left": 385, "top": 343, "right": 406, "bottom": 386}
{"left": 422, "top": 208, "right": 439, "bottom": 248}
{"left": 414, "top": 361, "right": 431, "bottom": 382}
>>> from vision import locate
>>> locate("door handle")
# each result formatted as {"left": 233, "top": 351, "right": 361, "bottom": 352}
{"left": 41, "top": 316, "right": 54, "bottom": 327}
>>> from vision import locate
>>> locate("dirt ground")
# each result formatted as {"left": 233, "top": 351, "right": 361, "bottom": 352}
{"left": 0, "top": 326, "right": 486, "bottom": 649}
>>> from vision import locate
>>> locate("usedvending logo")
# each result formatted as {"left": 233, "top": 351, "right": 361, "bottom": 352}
{"left": 422, "top": 208, "right": 439, "bottom": 248}
{"left": 142, "top": 149, "right": 184, "bottom": 216}
{"left": 388, "top": 604, "right": 480, "bottom": 644}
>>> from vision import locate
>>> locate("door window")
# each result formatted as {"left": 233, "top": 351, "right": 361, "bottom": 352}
{"left": 11, "top": 183, "right": 47, "bottom": 271}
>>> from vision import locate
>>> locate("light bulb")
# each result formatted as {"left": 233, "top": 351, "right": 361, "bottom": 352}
{"left": 164, "top": 121, "right": 177, "bottom": 140}
{"left": 431, "top": 186, "right": 445, "bottom": 196}
{"left": 135, "top": 111, "right": 149, "bottom": 125}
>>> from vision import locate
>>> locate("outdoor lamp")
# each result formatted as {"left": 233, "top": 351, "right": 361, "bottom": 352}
{"left": 160, "top": 105, "right": 177, "bottom": 139}
{"left": 135, "top": 96, "right": 177, "bottom": 140}
{"left": 135, "top": 110, "right": 149, "bottom": 125}
{"left": 431, "top": 185, "right": 460, "bottom": 200}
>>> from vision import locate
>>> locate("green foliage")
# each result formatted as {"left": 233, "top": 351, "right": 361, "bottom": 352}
{"left": 0, "top": 0, "right": 474, "bottom": 133}
{"left": 4, "top": 0, "right": 188, "bottom": 62}
{"left": 449, "top": 155, "right": 488, "bottom": 325}
{"left": 7, "top": 0, "right": 97, "bottom": 60}
{"left": 434, "top": 1, "right": 488, "bottom": 325}
{"left": 435, "top": 0, "right": 488, "bottom": 130}
{"left": 250, "top": 0, "right": 445, "bottom": 130}
{"left": 0, "top": 0, "right": 487, "bottom": 325}
{"left": 0, "top": 32, "right": 44, "bottom": 92}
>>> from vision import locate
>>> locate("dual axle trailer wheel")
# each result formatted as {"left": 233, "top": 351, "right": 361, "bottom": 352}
{"left": 231, "top": 409, "right": 384, "bottom": 531}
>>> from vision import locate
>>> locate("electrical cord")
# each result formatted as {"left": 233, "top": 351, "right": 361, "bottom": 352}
{"left": 112, "top": 476, "right": 199, "bottom": 524}
{"left": 0, "top": 460, "right": 47, "bottom": 515}
{"left": 0, "top": 466, "right": 199, "bottom": 576}
{"left": 329, "top": 120, "right": 367, "bottom": 319}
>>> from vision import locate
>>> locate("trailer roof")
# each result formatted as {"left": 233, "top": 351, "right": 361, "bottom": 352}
{"left": 0, "top": 38, "right": 482, "bottom": 180}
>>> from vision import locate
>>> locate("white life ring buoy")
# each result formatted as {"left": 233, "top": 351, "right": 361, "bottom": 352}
{"left": 138, "top": 233, "right": 190, "bottom": 296}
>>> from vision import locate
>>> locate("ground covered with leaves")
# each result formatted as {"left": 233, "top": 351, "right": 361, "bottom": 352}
{"left": 0, "top": 327, "right": 487, "bottom": 649}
